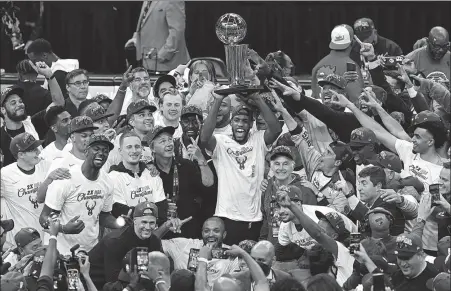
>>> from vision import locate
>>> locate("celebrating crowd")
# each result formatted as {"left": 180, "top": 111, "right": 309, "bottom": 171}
{"left": 1, "top": 6, "right": 451, "bottom": 291}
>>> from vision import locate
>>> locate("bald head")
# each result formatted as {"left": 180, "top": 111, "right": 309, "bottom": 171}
{"left": 250, "top": 240, "right": 275, "bottom": 265}
{"left": 212, "top": 277, "right": 240, "bottom": 291}
{"left": 428, "top": 26, "right": 449, "bottom": 46}
{"left": 148, "top": 251, "right": 170, "bottom": 273}
{"left": 203, "top": 217, "right": 225, "bottom": 231}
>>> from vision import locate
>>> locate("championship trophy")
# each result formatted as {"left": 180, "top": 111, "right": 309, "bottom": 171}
{"left": 214, "top": 13, "right": 264, "bottom": 95}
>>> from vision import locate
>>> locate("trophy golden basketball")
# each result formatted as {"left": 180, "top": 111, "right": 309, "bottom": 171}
{"left": 214, "top": 13, "right": 264, "bottom": 95}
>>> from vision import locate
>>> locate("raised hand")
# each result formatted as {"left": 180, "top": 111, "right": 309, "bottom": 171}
{"left": 28, "top": 60, "right": 53, "bottom": 79}
{"left": 268, "top": 78, "right": 301, "bottom": 100}
{"left": 78, "top": 255, "right": 90, "bottom": 276}
{"left": 276, "top": 190, "right": 292, "bottom": 207}
{"left": 166, "top": 216, "right": 193, "bottom": 233}
{"left": 199, "top": 245, "right": 212, "bottom": 260}
{"left": 121, "top": 65, "right": 134, "bottom": 87}
{"left": 329, "top": 89, "right": 352, "bottom": 108}
{"left": 225, "top": 245, "right": 245, "bottom": 258}
{"left": 269, "top": 89, "right": 286, "bottom": 112}
{"left": 379, "top": 189, "right": 402, "bottom": 204}
{"left": 186, "top": 136, "right": 203, "bottom": 162}
{"left": 396, "top": 63, "right": 414, "bottom": 87}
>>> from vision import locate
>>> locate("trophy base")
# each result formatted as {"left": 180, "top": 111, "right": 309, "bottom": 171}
{"left": 215, "top": 84, "right": 264, "bottom": 95}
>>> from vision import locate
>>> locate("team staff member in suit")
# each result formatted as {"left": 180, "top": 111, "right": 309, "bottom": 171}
{"left": 125, "top": 1, "right": 190, "bottom": 73}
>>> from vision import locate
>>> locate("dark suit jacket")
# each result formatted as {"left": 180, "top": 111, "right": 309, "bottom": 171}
{"left": 135, "top": 1, "right": 190, "bottom": 72}
{"left": 231, "top": 268, "right": 291, "bottom": 291}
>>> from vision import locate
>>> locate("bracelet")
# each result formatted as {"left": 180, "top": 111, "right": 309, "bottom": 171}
{"left": 49, "top": 235, "right": 57, "bottom": 241}
{"left": 118, "top": 87, "right": 127, "bottom": 93}
{"left": 197, "top": 257, "right": 209, "bottom": 264}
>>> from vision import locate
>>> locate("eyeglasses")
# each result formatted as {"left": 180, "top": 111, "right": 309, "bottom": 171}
{"left": 68, "top": 80, "right": 89, "bottom": 87}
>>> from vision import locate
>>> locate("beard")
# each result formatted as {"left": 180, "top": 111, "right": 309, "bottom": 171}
{"left": 6, "top": 107, "right": 27, "bottom": 122}
{"left": 427, "top": 45, "right": 447, "bottom": 61}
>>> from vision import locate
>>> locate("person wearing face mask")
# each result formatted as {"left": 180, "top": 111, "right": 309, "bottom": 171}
{"left": 88, "top": 202, "right": 164, "bottom": 290}
{"left": 406, "top": 26, "right": 450, "bottom": 83}
{"left": 350, "top": 18, "right": 403, "bottom": 69}
{"left": 231, "top": 240, "right": 291, "bottom": 290}
{"left": 391, "top": 233, "right": 439, "bottom": 291}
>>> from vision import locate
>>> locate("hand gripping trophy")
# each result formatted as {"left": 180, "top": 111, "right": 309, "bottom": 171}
{"left": 214, "top": 13, "right": 264, "bottom": 95}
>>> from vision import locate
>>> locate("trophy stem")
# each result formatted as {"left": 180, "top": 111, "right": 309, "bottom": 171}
{"left": 225, "top": 44, "right": 248, "bottom": 87}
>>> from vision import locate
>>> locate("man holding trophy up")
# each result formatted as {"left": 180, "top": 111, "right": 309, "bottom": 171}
{"left": 200, "top": 14, "right": 282, "bottom": 246}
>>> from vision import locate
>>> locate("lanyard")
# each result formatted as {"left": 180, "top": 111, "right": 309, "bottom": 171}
{"left": 172, "top": 161, "right": 179, "bottom": 203}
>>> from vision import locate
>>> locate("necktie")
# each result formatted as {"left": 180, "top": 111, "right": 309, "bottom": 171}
{"left": 139, "top": 1, "right": 152, "bottom": 31}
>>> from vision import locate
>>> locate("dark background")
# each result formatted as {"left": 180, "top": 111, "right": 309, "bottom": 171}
{"left": 1, "top": 1, "right": 450, "bottom": 75}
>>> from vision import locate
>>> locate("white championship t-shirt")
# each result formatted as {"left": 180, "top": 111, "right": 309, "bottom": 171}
{"left": 162, "top": 238, "right": 240, "bottom": 287}
{"left": 395, "top": 139, "right": 443, "bottom": 189}
{"left": 1, "top": 160, "right": 51, "bottom": 247}
{"left": 45, "top": 151, "right": 84, "bottom": 178}
{"left": 44, "top": 166, "right": 114, "bottom": 255}
{"left": 212, "top": 131, "right": 270, "bottom": 221}
{"left": 277, "top": 205, "right": 356, "bottom": 286}
{"left": 40, "top": 142, "right": 65, "bottom": 162}
{"left": 109, "top": 168, "right": 166, "bottom": 206}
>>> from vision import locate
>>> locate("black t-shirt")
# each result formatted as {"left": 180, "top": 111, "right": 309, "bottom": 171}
{"left": 0, "top": 125, "right": 25, "bottom": 167}
{"left": 16, "top": 81, "right": 53, "bottom": 116}
{"left": 391, "top": 263, "right": 439, "bottom": 291}
{"left": 88, "top": 225, "right": 163, "bottom": 289}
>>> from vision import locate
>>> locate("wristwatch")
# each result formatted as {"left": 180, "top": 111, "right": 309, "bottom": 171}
{"left": 416, "top": 217, "right": 425, "bottom": 224}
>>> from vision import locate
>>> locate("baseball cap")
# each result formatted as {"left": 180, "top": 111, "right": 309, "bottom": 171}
{"left": 69, "top": 116, "right": 99, "bottom": 134}
{"left": 1, "top": 271, "right": 27, "bottom": 291}
{"left": 329, "top": 141, "right": 352, "bottom": 164}
{"left": 368, "top": 151, "right": 403, "bottom": 173}
{"left": 231, "top": 104, "right": 254, "bottom": 119}
{"left": 84, "top": 105, "right": 114, "bottom": 122}
{"left": 349, "top": 127, "right": 377, "bottom": 148}
{"left": 133, "top": 202, "right": 158, "bottom": 218}
{"left": 146, "top": 125, "right": 176, "bottom": 144}
{"left": 318, "top": 74, "right": 347, "bottom": 90}
{"left": 315, "top": 211, "right": 350, "bottom": 239}
{"left": 270, "top": 145, "right": 294, "bottom": 161}
{"left": 181, "top": 104, "right": 203, "bottom": 118}
{"left": 87, "top": 133, "right": 114, "bottom": 150}
{"left": 365, "top": 207, "right": 394, "bottom": 222}
{"left": 395, "top": 233, "right": 423, "bottom": 259}
{"left": 354, "top": 18, "right": 375, "bottom": 41}
{"left": 93, "top": 93, "right": 112, "bottom": 104}
{"left": 153, "top": 74, "right": 177, "bottom": 98}
{"left": 1, "top": 85, "right": 24, "bottom": 106}
{"left": 14, "top": 227, "right": 41, "bottom": 248}
{"left": 426, "top": 272, "right": 450, "bottom": 291}
{"left": 409, "top": 110, "right": 442, "bottom": 129}
{"left": 1, "top": 219, "right": 14, "bottom": 232}
{"left": 9, "top": 132, "right": 44, "bottom": 158}
{"left": 126, "top": 99, "right": 157, "bottom": 120}
{"left": 329, "top": 24, "right": 354, "bottom": 50}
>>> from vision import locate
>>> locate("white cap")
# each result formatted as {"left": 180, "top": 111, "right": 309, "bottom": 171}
{"left": 329, "top": 25, "right": 353, "bottom": 50}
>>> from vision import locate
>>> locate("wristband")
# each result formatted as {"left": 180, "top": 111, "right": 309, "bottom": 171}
{"left": 49, "top": 235, "right": 57, "bottom": 241}
{"left": 118, "top": 87, "right": 127, "bottom": 93}
{"left": 197, "top": 257, "right": 209, "bottom": 264}
{"left": 126, "top": 285, "right": 135, "bottom": 291}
